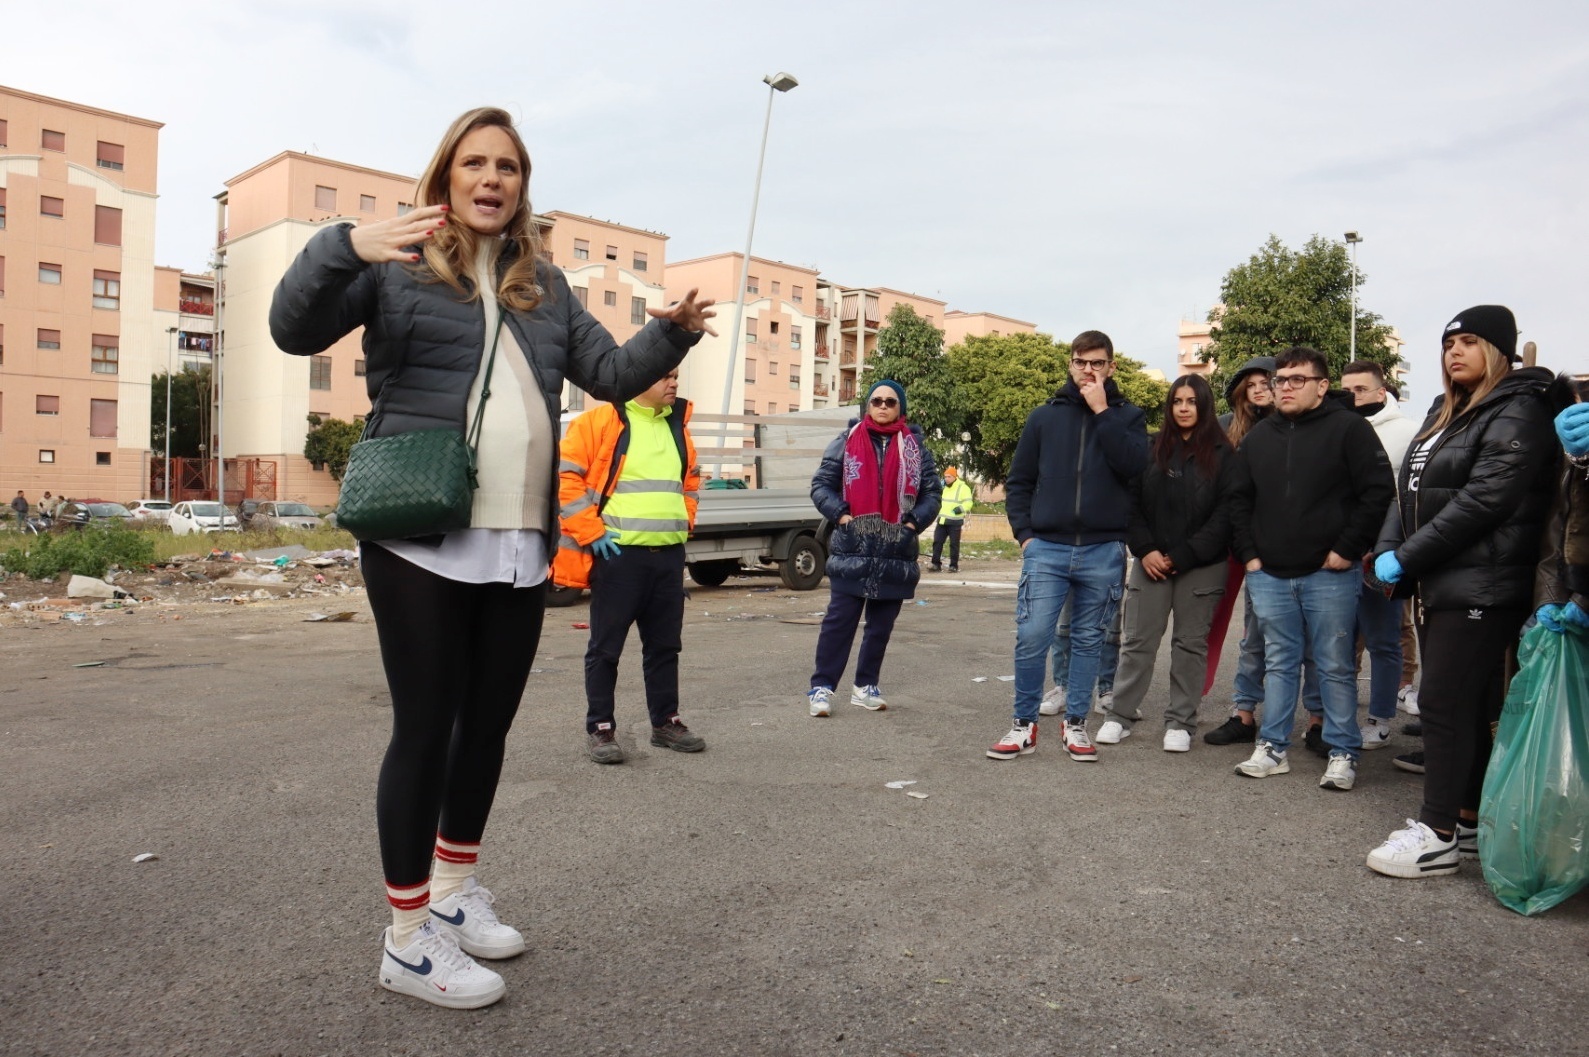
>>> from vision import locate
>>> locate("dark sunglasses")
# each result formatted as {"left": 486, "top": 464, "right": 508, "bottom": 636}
{"left": 869, "top": 397, "right": 899, "bottom": 408}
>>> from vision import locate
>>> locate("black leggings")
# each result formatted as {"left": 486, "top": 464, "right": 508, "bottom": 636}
{"left": 1416, "top": 606, "right": 1526, "bottom": 834}
{"left": 362, "top": 543, "right": 547, "bottom": 887}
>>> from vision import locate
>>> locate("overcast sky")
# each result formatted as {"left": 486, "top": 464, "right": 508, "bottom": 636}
{"left": 7, "top": 0, "right": 1587, "bottom": 395}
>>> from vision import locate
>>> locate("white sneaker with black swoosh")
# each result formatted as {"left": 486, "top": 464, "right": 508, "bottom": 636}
{"left": 380, "top": 920, "right": 506, "bottom": 1009}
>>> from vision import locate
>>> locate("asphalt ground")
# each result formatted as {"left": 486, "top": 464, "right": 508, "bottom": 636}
{"left": 5, "top": 557, "right": 1588, "bottom": 1057}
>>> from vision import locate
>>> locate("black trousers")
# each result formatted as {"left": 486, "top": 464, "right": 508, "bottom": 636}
{"left": 810, "top": 589, "right": 904, "bottom": 690}
{"left": 1416, "top": 606, "right": 1526, "bottom": 833}
{"left": 931, "top": 520, "right": 964, "bottom": 567}
{"left": 362, "top": 542, "right": 547, "bottom": 887}
{"left": 585, "top": 544, "right": 686, "bottom": 732}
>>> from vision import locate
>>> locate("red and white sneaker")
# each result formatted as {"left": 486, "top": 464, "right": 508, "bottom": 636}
{"left": 1063, "top": 719, "right": 1098, "bottom": 761}
{"left": 987, "top": 722, "right": 1037, "bottom": 760}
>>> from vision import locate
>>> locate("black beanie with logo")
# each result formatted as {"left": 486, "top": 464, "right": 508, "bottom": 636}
{"left": 1442, "top": 305, "right": 1518, "bottom": 362}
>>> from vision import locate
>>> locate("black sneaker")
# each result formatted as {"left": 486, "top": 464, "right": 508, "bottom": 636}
{"left": 651, "top": 717, "right": 706, "bottom": 753}
{"left": 928, "top": 563, "right": 943, "bottom": 572}
{"left": 1403, "top": 720, "right": 1423, "bottom": 738}
{"left": 1204, "top": 715, "right": 1257, "bottom": 745}
{"left": 1393, "top": 751, "right": 1425, "bottom": 774}
{"left": 1303, "top": 724, "right": 1328, "bottom": 757}
{"left": 587, "top": 729, "right": 625, "bottom": 765}
{"left": 947, "top": 565, "right": 959, "bottom": 573}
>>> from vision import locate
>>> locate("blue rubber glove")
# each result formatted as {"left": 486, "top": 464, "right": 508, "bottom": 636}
{"left": 590, "top": 529, "right": 622, "bottom": 560}
{"left": 1536, "top": 603, "right": 1566, "bottom": 634}
{"left": 1373, "top": 550, "right": 1403, "bottom": 584}
{"left": 1556, "top": 403, "right": 1589, "bottom": 457}
{"left": 1563, "top": 601, "right": 1589, "bottom": 631}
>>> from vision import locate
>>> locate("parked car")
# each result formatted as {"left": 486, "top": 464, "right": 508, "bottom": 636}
{"left": 168, "top": 501, "right": 240, "bottom": 536}
{"left": 53, "top": 501, "right": 134, "bottom": 530}
{"left": 247, "top": 501, "right": 325, "bottom": 531}
{"left": 125, "top": 499, "right": 174, "bottom": 522}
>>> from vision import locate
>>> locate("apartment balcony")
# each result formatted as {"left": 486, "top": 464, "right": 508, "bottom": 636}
{"left": 813, "top": 346, "right": 829, "bottom": 361}
{"left": 839, "top": 350, "right": 857, "bottom": 367}
{"left": 815, "top": 304, "right": 831, "bottom": 320}
{"left": 179, "top": 299, "right": 215, "bottom": 316}
{"left": 813, "top": 381, "right": 830, "bottom": 397}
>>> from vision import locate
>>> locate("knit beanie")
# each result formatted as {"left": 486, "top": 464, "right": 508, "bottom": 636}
{"left": 868, "top": 379, "right": 907, "bottom": 418}
{"left": 1442, "top": 305, "right": 1518, "bottom": 362}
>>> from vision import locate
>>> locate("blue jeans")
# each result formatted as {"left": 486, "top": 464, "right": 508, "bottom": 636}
{"left": 1234, "top": 587, "right": 1322, "bottom": 717}
{"left": 1356, "top": 589, "right": 1403, "bottom": 722}
{"left": 1051, "top": 594, "right": 1121, "bottom": 694}
{"left": 1014, "top": 539, "right": 1126, "bottom": 725}
{"left": 1245, "top": 567, "right": 1362, "bottom": 759}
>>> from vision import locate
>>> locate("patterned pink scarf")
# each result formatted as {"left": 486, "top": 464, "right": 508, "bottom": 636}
{"left": 842, "top": 417, "right": 921, "bottom": 524}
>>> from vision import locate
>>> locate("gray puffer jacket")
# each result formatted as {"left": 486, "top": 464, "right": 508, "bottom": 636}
{"left": 269, "top": 224, "right": 700, "bottom": 527}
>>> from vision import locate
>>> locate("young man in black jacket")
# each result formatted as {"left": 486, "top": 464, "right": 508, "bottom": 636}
{"left": 1229, "top": 346, "right": 1396, "bottom": 791}
{"left": 990, "top": 331, "right": 1150, "bottom": 762}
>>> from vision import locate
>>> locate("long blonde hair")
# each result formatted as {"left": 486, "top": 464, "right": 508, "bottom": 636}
{"left": 1417, "top": 336, "right": 1512, "bottom": 441}
{"left": 1226, "top": 381, "right": 1264, "bottom": 447}
{"left": 413, "top": 107, "right": 544, "bottom": 314}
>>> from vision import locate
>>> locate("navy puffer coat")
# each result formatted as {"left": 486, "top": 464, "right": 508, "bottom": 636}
{"left": 811, "top": 422, "right": 941, "bottom": 600}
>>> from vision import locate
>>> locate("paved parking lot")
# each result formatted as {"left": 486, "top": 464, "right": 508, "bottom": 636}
{"left": 5, "top": 558, "right": 1587, "bottom": 1056}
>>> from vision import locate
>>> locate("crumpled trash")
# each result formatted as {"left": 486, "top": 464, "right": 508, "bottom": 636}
{"left": 132, "top": 852, "right": 158, "bottom": 863}
{"left": 884, "top": 780, "right": 917, "bottom": 789}
{"left": 304, "top": 612, "right": 356, "bottom": 622}
{"left": 67, "top": 575, "right": 128, "bottom": 600}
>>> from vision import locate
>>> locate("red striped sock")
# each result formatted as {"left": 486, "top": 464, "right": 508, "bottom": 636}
{"left": 386, "top": 879, "right": 431, "bottom": 947}
{"left": 431, "top": 835, "right": 480, "bottom": 903}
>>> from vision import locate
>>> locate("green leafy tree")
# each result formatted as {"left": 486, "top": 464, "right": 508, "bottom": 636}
{"left": 303, "top": 414, "right": 364, "bottom": 480}
{"left": 150, "top": 364, "right": 212, "bottom": 458}
{"left": 1206, "top": 234, "right": 1400, "bottom": 394}
{"left": 858, "top": 304, "right": 965, "bottom": 465}
{"left": 1113, "top": 353, "right": 1170, "bottom": 430}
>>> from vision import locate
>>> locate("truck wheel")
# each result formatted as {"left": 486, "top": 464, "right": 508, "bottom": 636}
{"left": 687, "top": 561, "right": 735, "bottom": 587}
{"left": 545, "top": 582, "right": 583, "bottom": 607}
{"left": 779, "top": 535, "right": 826, "bottom": 591}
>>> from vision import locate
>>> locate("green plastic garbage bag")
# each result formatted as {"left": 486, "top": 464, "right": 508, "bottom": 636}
{"left": 1478, "top": 623, "right": 1589, "bottom": 915}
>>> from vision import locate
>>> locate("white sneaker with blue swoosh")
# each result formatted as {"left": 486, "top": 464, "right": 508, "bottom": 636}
{"left": 380, "top": 920, "right": 506, "bottom": 1009}
{"left": 430, "top": 878, "right": 526, "bottom": 959}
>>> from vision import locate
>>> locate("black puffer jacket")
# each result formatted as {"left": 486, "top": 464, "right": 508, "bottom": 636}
{"left": 1376, "top": 367, "right": 1561, "bottom": 612}
{"left": 269, "top": 224, "right": 699, "bottom": 528}
{"left": 811, "top": 422, "right": 941, "bottom": 600}
{"left": 1127, "top": 440, "right": 1240, "bottom": 572}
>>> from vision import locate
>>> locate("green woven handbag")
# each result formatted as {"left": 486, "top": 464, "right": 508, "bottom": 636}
{"left": 336, "top": 319, "right": 503, "bottom": 541}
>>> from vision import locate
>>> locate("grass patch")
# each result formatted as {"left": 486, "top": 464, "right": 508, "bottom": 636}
{"left": 961, "top": 540, "right": 1021, "bottom": 561}
{"left": 151, "top": 524, "right": 359, "bottom": 561}
{"left": 2, "top": 525, "right": 158, "bottom": 580}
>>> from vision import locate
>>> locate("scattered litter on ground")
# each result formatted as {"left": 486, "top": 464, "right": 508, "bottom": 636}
{"left": 906, "top": 791, "right": 930, "bottom": 800}
{"left": 997, "top": 675, "right": 1016, "bottom": 682}
{"left": 972, "top": 676, "right": 988, "bottom": 683}
{"left": 72, "top": 661, "right": 105, "bottom": 668}
{"left": 243, "top": 545, "right": 313, "bottom": 562}
{"left": 132, "top": 853, "right": 158, "bottom": 864}
{"left": 67, "top": 575, "right": 128, "bottom": 600}
{"left": 884, "top": 780, "right": 917, "bottom": 789}
{"left": 571, "top": 622, "right": 590, "bottom": 629}
{"left": 304, "top": 612, "right": 356, "bottom": 623}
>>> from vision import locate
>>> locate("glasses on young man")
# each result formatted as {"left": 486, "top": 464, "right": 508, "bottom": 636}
{"left": 1271, "top": 374, "right": 1326, "bottom": 390}
{"left": 1072, "top": 357, "right": 1111, "bottom": 373}
{"left": 869, "top": 396, "right": 899, "bottom": 408}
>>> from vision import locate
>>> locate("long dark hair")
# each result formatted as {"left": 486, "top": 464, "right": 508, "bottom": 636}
{"left": 1153, "top": 375, "right": 1225, "bottom": 479}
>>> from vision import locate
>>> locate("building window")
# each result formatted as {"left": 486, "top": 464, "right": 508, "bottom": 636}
{"left": 744, "top": 358, "right": 756, "bottom": 383}
{"left": 789, "top": 368, "right": 801, "bottom": 389}
{"left": 96, "top": 452, "right": 112, "bottom": 466}
{"left": 744, "top": 401, "right": 757, "bottom": 416}
{"left": 309, "top": 355, "right": 333, "bottom": 390}
{"left": 96, "top": 141, "right": 125, "bottom": 170}
{"left": 0, "top": 119, "right": 7, "bottom": 146}
{"left": 769, "top": 361, "right": 779, "bottom": 376}
{"left": 355, "top": 359, "right": 367, "bottom": 377}
{"left": 91, "top": 336, "right": 119, "bottom": 375}
{"left": 41, "top": 195, "right": 64, "bottom": 218}
{"left": 791, "top": 326, "right": 802, "bottom": 349}
{"left": 766, "top": 402, "right": 778, "bottom": 415}
{"left": 93, "top": 270, "right": 121, "bottom": 310}
{"left": 39, "top": 450, "right": 55, "bottom": 464}
{"left": 40, "top": 264, "right": 62, "bottom": 285}
{"left": 94, "top": 206, "right": 122, "bottom": 246}
{"left": 747, "top": 275, "right": 759, "bottom": 295}
{"left": 42, "top": 129, "right": 65, "bottom": 152}
{"left": 630, "top": 297, "right": 646, "bottom": 326}
{"left": 771, "top": 280, "right": 781, "bottom": 296}
{"left": 574, "top": 239, "right": 590, "bottom": 260}
{"left": 37, "top": 395, "right": 60, "bottom": 415}
{"left": 397, "top": 202, "right": 413, "bottom": 216}
{"left": 572, "top": 286, "right": 588, "bottom": 307}
{"left": 360, "top": 194, "right": 376, "bottom": 212}
{"left": 605, "top": 245, "right": 617, "bottom": 261}
{"left": 567, "top": 385, "right": 585, "bottom": 412}
{"left": 0, "top": 254, "right": 6, "bottom": 295}
{"left": 633, "top": 251, "right": 648, "bottom": 272}
{"left": 746, "top": 319, "right": 758, "bottom": 344}
{"left": 314, "top": 185, "right": 337, "bottom": 212}
{"left": 37, "top": 329, "right": 61, "bottom": 350}
{"left": 769, "top": 321, "right": 780, "bottom": 335}
{"left": 90, "top": 399, "right": 117, "bottom": 438}
{"left": 602, "top": 289, "right": 617, "bottom": 307}
{"left": 0, "top": 188, "right": 6, "bottom": 229}
{"left": 792, "top": 285, "right": 803, "bottom": 303}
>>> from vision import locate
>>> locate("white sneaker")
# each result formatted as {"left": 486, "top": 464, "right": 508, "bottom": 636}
{"left": 1397, "top": 685, "right": 1420, "bottom": 716}
{"left": 1162, "top": 729, "right": 1192, "bottom": 753}
{"left": 1319, "top": 752, "right": 1357, "bottom": 791}
{"left": 1095, "top": 720, "right": 1129, "bottom": 744}
{"left": 380, "top": 920, "right": 506, "bottom": 1009}
{"left": 1234, "top": 740, "right": 1289, "bottom": 778}
{"left": 1094, "top": 690, "right": 1114, "bottom": 717}
{"left": 851, "top": 684, "right": 888, "bottom": 711}
{"left": 808, "top": 686, "right": 834, "bottom": 717}
{"left": 430, "top": 878, "right": 525, "bottom": 959}
{"left": 1367, "top": 819, "right": 1460, "bottom": 878}
{"left": 988, "top": 722, "right": 1037, "bottom": 760}
{"left": 1039, "top": 686, "right": 1065, "bottom": 716}
{"left": 1456, "top": 821, "right": 1478, "bottom": 859}
{"left": 1360, "top": 716, "right": 1393, "bottom": 750}
{"left": 1063, "top": 719, "right": 1098, "bottom": 761}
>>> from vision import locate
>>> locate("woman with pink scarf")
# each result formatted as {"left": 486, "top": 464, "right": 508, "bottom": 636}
{"left": 805, "top": 380, "right": 942, "bottom": 717}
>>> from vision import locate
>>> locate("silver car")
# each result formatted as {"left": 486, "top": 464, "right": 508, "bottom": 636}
{"left": 251, "top": 501, "right": 324, "bottom": 531}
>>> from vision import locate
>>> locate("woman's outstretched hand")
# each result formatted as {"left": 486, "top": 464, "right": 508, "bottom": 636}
{"left": 349, "top": 204, "right": 450, "bottom": 264}
{"left": 649, "top": 287, "right": 719, "bottom": 335}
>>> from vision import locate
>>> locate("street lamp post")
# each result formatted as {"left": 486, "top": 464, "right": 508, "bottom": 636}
{"left": 1345, "top": 231, "right": 1363, "bottom": 360}
{"left": 164, "top": 326, "right": 178, "bottom": 504}
{"left": 719, "top": 72, "right": 799, "bottom": 425}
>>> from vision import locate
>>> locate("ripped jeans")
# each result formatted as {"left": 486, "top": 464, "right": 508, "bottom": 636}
{"left": 1245, "top": 567, "right": 1363, "bottom": 759}
{"left": 1012, "top": 538, "right": 1127, "bottom": 725}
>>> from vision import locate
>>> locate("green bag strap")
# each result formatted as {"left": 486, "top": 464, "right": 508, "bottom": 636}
{"left": 463, "top": 315, "right": 505, "bottom": 478}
